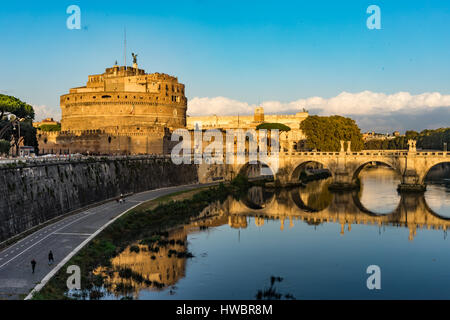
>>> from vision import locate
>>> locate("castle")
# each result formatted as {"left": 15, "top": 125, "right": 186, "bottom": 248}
{"left": 38, "top": 57, "right": 187, "bottom": 155}
{"left": 37, "top": 57, "right": 309, "bottom": 155}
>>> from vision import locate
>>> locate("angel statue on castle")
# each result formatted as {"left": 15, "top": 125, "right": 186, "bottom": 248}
{"left": 132, "top": 53, "right": 138, "bottom": 64}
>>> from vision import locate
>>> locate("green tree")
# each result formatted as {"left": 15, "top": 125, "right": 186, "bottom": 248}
{"left": 417, "top": 128, "right": 450, "bottom": 150}
{"left": 405, "top": 130, "right": 419, "bottom": 139}
{"left": 0, "top": 94, "right": 37, "bottom": 155}
{"left": 0, "top": 94, "right": 35, "bottom": 120}
{"left": 20, "top": 122, "right": 39, "bottom": 153}
{"left": 256, "top": 123, "right": 291, "bottom": 131}
{"left": 363, "top": 128, "right": 450, "bottom": 151}
{"left": 300, "top": 115, "right": 364, "bottom": 151}
{"left": 37, "top": 123, "right": 61, "bottom": 132}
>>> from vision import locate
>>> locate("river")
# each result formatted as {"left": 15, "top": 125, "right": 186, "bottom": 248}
{"left": 93, "top": 165, "right": 450, "bottom": 300}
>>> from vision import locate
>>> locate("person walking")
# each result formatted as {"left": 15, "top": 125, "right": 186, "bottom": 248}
{"left": 48, "top": 250, "right": 54, "bottom": 265}
{"left": 31, "top": 259, "right": 36, "bottom": 274}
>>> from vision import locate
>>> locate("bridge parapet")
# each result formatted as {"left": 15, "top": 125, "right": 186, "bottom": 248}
{"left": 231, "top": 150, "right": 449, "bottom": 193}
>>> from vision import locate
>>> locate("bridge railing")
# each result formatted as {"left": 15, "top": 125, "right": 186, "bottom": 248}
{"left": 279, "top": 150, "right": 448, "bottom": 157}
{"left": 415, "top": 151, "right": 449, "bottom": 156}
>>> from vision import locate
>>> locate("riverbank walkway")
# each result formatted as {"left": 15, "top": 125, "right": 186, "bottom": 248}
{"left": 0, "top": 182, "right": 214, "bottom": 300}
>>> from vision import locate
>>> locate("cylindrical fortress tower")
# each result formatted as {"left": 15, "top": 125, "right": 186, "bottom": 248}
{"left": 60, "top": 65, "right": 187, "bottom": 134}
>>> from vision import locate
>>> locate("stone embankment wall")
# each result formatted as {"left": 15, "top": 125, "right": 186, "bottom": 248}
{"left": 0, "top": 157, "right": 198, "bottom": 242}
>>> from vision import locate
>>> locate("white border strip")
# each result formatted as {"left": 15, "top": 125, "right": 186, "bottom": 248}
{"left": 24, "top": 201, "right": 142, "bottom": 300}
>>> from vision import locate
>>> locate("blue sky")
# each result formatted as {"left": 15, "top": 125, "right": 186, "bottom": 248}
{"left": 0, "top": 0, "right": 449, "bottom": 131}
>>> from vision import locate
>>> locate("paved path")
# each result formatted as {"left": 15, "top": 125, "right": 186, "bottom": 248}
{"left": 0, "top": 183, "right": 213, "bottom": 300}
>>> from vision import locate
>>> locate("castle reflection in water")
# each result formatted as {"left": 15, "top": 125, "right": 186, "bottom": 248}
{"left": 94, "top": 167, "right": 450, "bottom": 299}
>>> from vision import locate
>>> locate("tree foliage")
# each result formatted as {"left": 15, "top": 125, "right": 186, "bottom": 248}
{"left": 37, "top": 124, "right": 61, "bottom": 132}
{"left": 300, "top": 115, "right": 364, "bottom": 151}
{"left": 21, "top": 122, "right": 39, "bottom": 152}
{"left": 0, "top": 120, "right": 39, "bottom": 155}
{"left": 256, "top": 123, "right": 291, "bottom": 132}
{"left": 0, "top": 94, "right": 35, "bottom": 120}
{"left": 364, "top": 128, "right": 450, "bottom": 150}
{"left": 0, "top": 94, "right": 37, "bottom": 155}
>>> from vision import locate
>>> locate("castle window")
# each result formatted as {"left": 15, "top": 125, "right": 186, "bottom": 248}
{"left": 102, "top": 95, "right": 111, "bottom": 99}
{"left": 93, "top": 96, "right": 96, "bottom": 99}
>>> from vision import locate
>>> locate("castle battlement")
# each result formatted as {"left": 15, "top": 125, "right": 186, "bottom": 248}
{"left": 38, "top": 57, "right": 186, "bottom": 155}
{"left": 60, "top": 62, "right": 187, "bottom": 135}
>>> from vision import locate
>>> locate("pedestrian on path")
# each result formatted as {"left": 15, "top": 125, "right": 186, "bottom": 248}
{"left": 31, "top": 259, "right": 36, "bottom": 274}
{"left": 48, "top": 250, "right": 54, "bottom": 265}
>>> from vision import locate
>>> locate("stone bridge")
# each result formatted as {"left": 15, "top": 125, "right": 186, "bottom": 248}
{"left": 194, "top": 187, "right": 450, "bottom": 241}
{"left": 231, "top": 148, "right": 449, "bottom": 192}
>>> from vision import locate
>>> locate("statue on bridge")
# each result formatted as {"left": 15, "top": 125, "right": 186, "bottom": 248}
{"left": 408, "top": 139, "right": 417, "bottom": 152}
{"left": 340, "top": 140, "right": 351, "bottom": 153}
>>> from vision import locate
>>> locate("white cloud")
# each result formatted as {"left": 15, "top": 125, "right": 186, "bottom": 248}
{"left": 33, "top": 105, "right": 61, "bottom": 122}
{"left": 187, "top": 91, "right": 450, "bottom": 116}
{"left": 187, "top": 96, "right": 255, "bottom": 116}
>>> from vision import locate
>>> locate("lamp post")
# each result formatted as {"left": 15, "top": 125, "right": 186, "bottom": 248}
{"left": 12, "top": 117, "right": 25, "bottom": 157}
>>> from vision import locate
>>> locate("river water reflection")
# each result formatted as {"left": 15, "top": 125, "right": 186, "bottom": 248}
{"left": 96, "top": 166, "right": 450, "bottom": 300}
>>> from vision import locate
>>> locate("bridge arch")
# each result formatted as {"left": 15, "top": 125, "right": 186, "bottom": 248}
{"left": 290, "top": 160, "right": 332, "bottom": 183}
{"left": 236, "top": 160, "right": 276, "bottom": 180}
{"left": 421, "top": 160, "right": 450, "bottom": 184}
{"left": 352, "top": 160, "right": 401, "bottom": 183}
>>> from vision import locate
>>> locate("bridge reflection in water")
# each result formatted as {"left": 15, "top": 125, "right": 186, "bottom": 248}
{"left": 219, "top": 185, "right": 450, "bottom": 241}
{"left": 94, "top": 170, "right": 449, "bottom": 299}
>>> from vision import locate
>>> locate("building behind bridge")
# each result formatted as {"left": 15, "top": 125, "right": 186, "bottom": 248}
{"left": 187, "top": 107, "right": 309, "bottom": 153}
